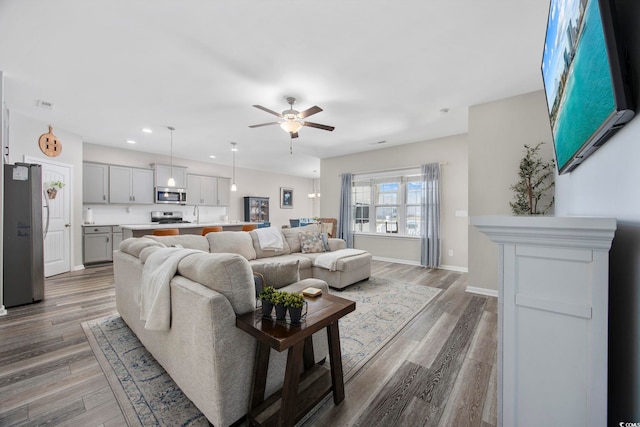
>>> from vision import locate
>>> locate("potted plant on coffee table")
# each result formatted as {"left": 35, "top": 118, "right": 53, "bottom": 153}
{"left": 284, "top": 292, "right": 306, "bottom": 324}
{"left": 258, "top": 286, "right": 276, "bottom": 317}
{"left": 272, "top": 290, "right": 288, "bottom": 320}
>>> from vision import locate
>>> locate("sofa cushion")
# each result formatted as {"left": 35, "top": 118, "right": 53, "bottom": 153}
{"left": 176, "top": 252, "right": 255, "bottom": 314}
{"left": 119, "top": 237, "right": 165, "bottom": 258}
{"left": 251, "top": 260, "right": 300, "bottom": 289}
{"left": 206, "top": 231, "right": 257, "bottom": 260}
{"left": 249, "top": 254, "right": 312, "bottom": 271}
{"left": 281, "top": 224, "right": 319, "bottom": 253}
{"left": 249, "top": 230, "right": 291, "bottom": 258}
{"left": 145, "top": 235, "right": 210, "bottom": 252}
{"left": 299, "top": 232, "right": 326, "bottom": 254}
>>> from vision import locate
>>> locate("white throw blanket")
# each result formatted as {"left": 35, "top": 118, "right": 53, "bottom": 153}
{"left": 140, "top": 247, "right": 202, "bottom": 331}
{"left": 314, "top": 248, "right": 367, "bottom": 272}
{"left": 254, "top": 226, "right": 284, "bottom": 250}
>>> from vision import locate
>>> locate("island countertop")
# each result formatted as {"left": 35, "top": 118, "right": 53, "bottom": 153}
{"left": 120, "top": 222, "right": 260, "bottom": 238}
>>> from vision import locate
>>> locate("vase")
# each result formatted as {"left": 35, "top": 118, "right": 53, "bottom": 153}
{"left": 261, "top": 301, "right": 273, "bottom": 317}
{"left": 288, "top": 306, "right": 303, "bottom": 324}
{"left": 275, "top": 303, "right": 287, "bottom": 320}
{"left": 46, "top": 188, "right": 57, "bottom": 199}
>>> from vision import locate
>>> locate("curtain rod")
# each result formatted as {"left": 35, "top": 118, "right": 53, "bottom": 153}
{"left": 339, "top": 162, "right": 447, "bottom": 176}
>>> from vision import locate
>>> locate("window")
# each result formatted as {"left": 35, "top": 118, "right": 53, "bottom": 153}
{"left": 351, "top": 168, "right": 423, "bottom": 236}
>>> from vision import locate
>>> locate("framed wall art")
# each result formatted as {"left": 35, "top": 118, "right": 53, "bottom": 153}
{"left": 280, "top": 187, "right": 293, "bottom": 208}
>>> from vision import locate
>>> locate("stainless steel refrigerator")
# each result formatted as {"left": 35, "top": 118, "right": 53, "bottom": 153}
{"left": 3, "top": 163, "right": 44, "bottom": 307}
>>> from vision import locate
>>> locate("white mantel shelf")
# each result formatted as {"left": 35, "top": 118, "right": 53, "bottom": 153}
{"left": 470, "top": 215, "right": 617, "bottom": 250}
{"left": 472, "top": 215, "right": 616, "bottom": 427}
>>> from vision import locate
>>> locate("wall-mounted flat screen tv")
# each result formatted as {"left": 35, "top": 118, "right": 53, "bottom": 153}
{"left": 541, "top": 0, "right": 634, "bottom": 174}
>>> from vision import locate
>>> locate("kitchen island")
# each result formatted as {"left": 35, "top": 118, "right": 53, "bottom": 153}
{"left": 121, "top": 222, "right": 260, "bottom": 239}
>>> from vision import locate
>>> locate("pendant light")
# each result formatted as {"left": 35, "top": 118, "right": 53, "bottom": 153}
{"left": 167, "top": 126, "right": 176, "bottom": 187}
{"left": 230, "top": 142, "right": 238, "bottom": 192}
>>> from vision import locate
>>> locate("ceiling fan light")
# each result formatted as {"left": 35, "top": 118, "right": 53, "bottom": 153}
{"left": 280, "top": 120, "right": 303, "bottom": 134}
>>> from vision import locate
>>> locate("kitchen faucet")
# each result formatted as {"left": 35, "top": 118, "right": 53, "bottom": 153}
{"left": 193, "top": 205, "right": 199, "bottom": 224}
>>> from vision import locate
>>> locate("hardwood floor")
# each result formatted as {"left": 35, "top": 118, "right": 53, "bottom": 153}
{"left": 0, "top": 261, "right": 496, "bottom": 426}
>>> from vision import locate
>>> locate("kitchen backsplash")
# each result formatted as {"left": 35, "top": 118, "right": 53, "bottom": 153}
{"left": 83, "top": 204, "right": 228, "bottom": 225}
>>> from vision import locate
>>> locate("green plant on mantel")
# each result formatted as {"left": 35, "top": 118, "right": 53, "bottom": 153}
{"left": 510, "top": 142, "right": 555, "bottom": 215}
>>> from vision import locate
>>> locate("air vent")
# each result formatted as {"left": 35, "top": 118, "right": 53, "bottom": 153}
{"left": 36, "top": 100, "right": 54, "bottom": 110}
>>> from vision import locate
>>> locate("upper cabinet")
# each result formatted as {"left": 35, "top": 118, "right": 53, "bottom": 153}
{"left": 109, "top": 165, "right": 154, "bottom": 204}
{"left": 187, "top": 174, "right": 230, "bottom": 206}
{"left": 153, "top": 164, "right": 187, "bottom": 188}
{"left": 187, "top": 174, "right": 216, "bottom": 205}
{"left": 83, "top": 162, "right": 109, "bottom": 204}
{"left": 216, "top": 177, "right": 231, "bottom": 206}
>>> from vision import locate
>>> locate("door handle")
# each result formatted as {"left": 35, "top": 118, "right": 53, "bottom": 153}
{"left": 65, "top": 224, "right": 71, "bottom": 227}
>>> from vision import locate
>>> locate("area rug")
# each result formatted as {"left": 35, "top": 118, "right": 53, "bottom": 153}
{"left": 82, "top": 277, "right": 441, "bottom": 426}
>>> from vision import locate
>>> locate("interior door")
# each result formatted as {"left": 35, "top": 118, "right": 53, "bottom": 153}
{"left": 25, "top": 156, "right": 72, "bottom": 277}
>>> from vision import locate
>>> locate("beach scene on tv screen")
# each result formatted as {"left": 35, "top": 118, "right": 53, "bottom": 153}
{"left": 542, "top": 0, "right": 615, "bottom": 170}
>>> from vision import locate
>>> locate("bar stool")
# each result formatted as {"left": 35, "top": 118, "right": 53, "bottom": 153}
{"left": 153, "top": 228, "right": 179, "bottom": 236}
{"left": 242, "top": 224, "right": 258, "bottom": 231}
{"left": 202, "top": 226, "right": 223, "bottom": 235}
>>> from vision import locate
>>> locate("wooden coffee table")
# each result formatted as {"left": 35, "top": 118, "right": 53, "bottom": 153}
{"left": 236, "top": 293, "right": 356, "bottom": 427}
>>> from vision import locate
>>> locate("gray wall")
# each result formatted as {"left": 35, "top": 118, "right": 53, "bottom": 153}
{"left": 321, "top": 134, "right": 468, "bottom": 269}
{"left": 467, "top": 90, "right": 554, "bottom": 291}
{"left": 555, "top": 0, "right": 640, "bottom": 421}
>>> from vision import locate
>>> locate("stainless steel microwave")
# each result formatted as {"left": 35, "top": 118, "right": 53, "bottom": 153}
{"left": 155, "top": 187, "right": 187, "bottom": 204}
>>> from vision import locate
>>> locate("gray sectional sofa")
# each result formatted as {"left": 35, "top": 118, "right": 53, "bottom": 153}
{"left": 113, "top": 225, "right": 371, "bottom": 426}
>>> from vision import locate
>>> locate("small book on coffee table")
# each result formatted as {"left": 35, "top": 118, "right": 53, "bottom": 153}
{"left": 302, "top": 287, "right": 322, "bottom": 297}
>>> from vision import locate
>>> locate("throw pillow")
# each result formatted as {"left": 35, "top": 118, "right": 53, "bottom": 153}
{"left": 251, "top": 260, "right": 300, "bottom": 289}
{"left": 282, "top": 224, "right": 319, "bottom": 253}
{"left": 299, "top": 232, "right": 326, "bottom": 254}
{"left": 320, "top": 233, "right": 330, "bottom": 251}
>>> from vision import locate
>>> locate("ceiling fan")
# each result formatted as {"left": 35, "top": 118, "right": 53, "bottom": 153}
{"left": 249, "top": 97, "right": 335, "bottom": 138}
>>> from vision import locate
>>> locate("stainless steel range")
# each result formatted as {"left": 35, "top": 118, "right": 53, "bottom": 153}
{"left": 151, "top": 211, "right": 191, "bottom": 224}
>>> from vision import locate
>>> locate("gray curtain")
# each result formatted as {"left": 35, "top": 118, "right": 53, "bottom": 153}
{"left": 420, "top": 163, "right": 441, "bottom": 268}
{"left": 338, "top": 173, "right": 353, "bottom": 248}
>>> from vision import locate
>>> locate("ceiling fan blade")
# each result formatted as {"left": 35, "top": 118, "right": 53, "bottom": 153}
{"left": 303, "top": 121, "right": 335, "bottom": 132}
{"left": 248, "top": 121, "right": 281, "bottom": 128}
{"left": 298, "top": 105, "right": 323, "bottom": 119}
{"left": 252, "top": 105, "right": 283, "bottom": 118}
{"left": 291, "top": 132, "right": 299, "bottom": 139}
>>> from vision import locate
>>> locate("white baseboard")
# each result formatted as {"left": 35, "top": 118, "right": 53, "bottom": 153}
{"left": 372, "top": 257, "right": 469, "bottom": 273}
{"left": 0, "top": 305, "right": 6, "bottom": 316}
{"left": 440, "top": 265, "right": 469, "bottom": 273}
{"left": 466, "top": 286, "right": 498, "bottom": 298}
{"left": 372, "top": 256, "right": 421, "bottom": 266}
{"left": 72, "top": 264, "right": 85, "bottom": 272}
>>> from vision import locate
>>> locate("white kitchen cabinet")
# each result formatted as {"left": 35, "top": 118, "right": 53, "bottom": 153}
{"left": 153, "top": 163, "right": 187, "bottom": 189}
{"left": 216, "top": 177, "right": 230, "bottom": 206}
{"left": 109, "top": 165, "right": 154, "bottom": 204}
{"left": 187, "top": 174, "right": 218, "bottom": 206}
{"left": 83, "top": 226, "right": 113, "bottom": 263}
{"left": 83, "top": 162, "right": 109, "bottom": 204}
{"left": 472, "top": 216, "right": 616, "bottom": 427}
{"left": 112, "top": 226, "right": 123, "bottom": 251}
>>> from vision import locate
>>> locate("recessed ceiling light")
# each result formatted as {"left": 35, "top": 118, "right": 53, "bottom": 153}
{"left": 209, "top": 155, "right": 216, "bottom": 159}
{"left": 126, "top": 140, "right": 136, "bottom": 144}
{"left": 141, "top": 128, "right": 152, "bottom": 133}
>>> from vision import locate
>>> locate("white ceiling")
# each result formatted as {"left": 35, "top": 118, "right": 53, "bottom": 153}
{"left": 0, "top": 0, "right": 550, "bottom": 178}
